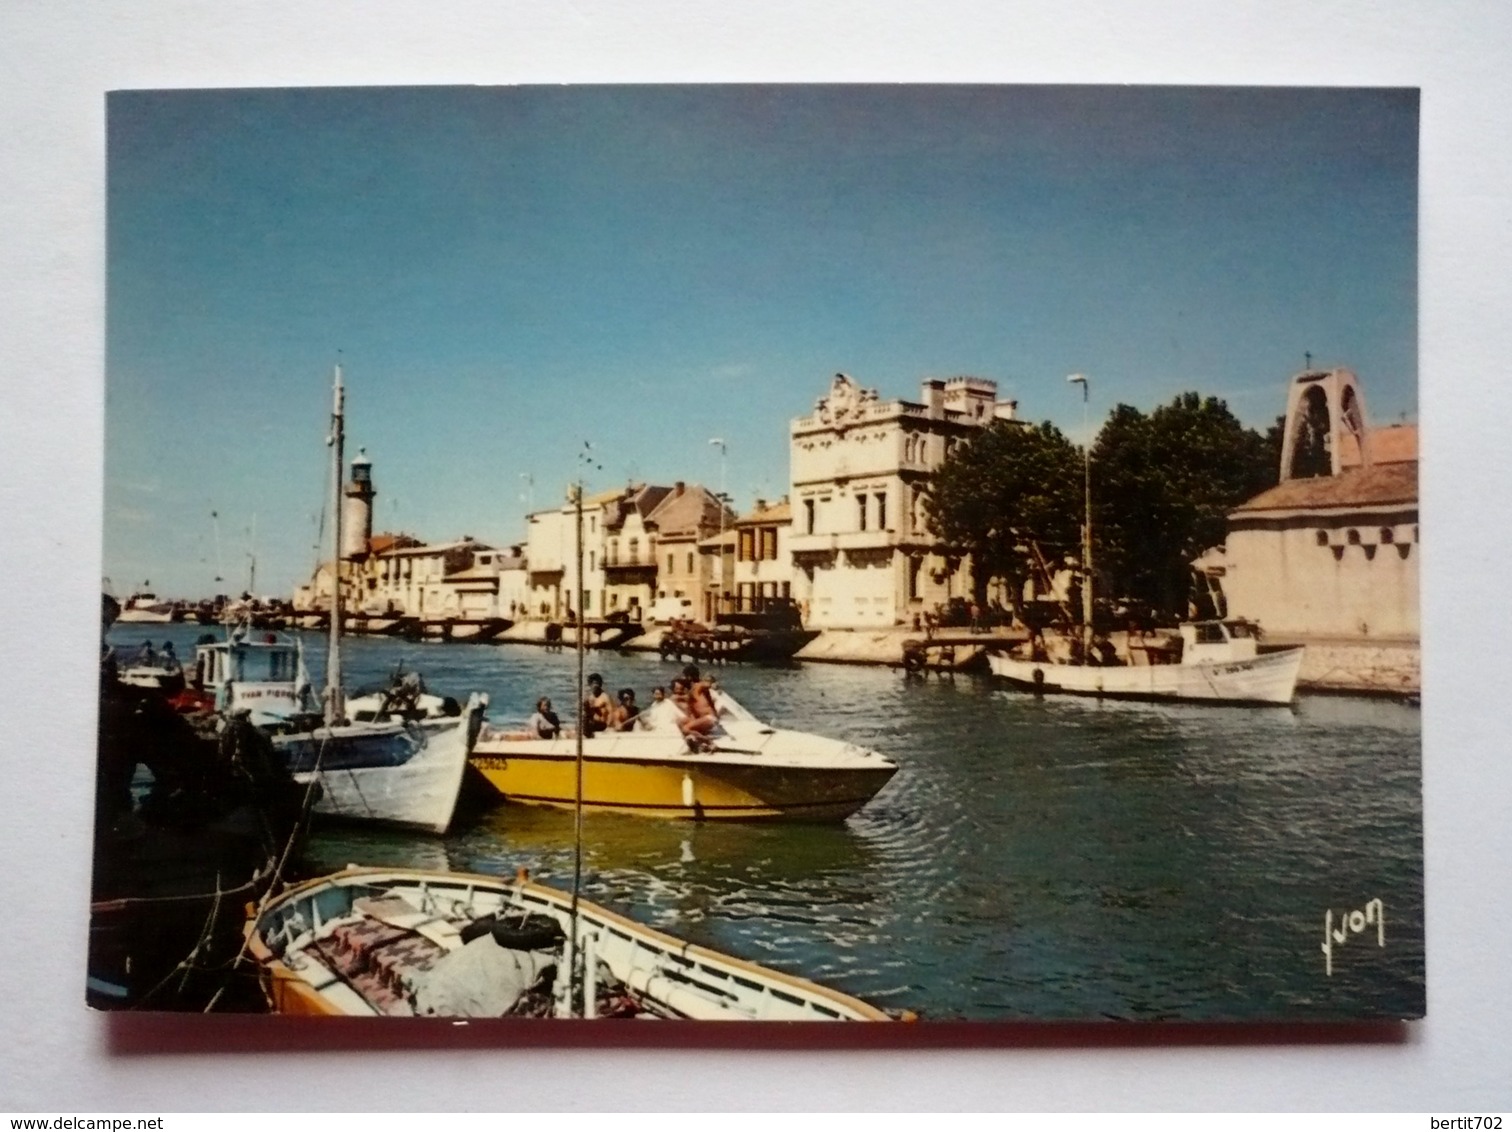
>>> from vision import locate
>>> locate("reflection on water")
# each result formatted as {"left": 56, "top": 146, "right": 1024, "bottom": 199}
{"left": 109, "top": 624, "right": 1424, "bottom": 1020}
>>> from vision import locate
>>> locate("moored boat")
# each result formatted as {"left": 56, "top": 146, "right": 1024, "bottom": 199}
{"left": 987, "top": 619, "right": 1305, "bottom": 705}
{"left": 246, "top": 866, "right": 895, "bottom": 1020}
{"left": 658, "top": 621, "right": 819, "bottom": 664}
{"left": 91, "top": 686, "right": 308, "bottom": 1010}
{"left": 273, "top": 365, "right": 490, "bottom": 834}
{"left": 470, "top": 693, "right": 896, "bottom": 821}
{"left": 117, "top": 589, "right": 177, "bottom": 623}
{"left": 176, "top": 622, "right": 489, "bottom": 833}
{"left": 268, "top": 698, "right": 487, "bottom": 834}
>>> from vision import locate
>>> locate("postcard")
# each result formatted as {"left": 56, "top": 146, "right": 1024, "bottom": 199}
{"left": 94, "top": 84, "right": 1421, "bottom": 1023}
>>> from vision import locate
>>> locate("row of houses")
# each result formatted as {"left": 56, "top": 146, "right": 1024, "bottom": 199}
{"left": 295, "top": 368, "right": 1419, "bottom": 642}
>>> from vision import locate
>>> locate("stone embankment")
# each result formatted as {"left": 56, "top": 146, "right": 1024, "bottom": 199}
{"left": 1272, "top": 636, "right": 1420, "bottom": 698}
{"left": 500, "top": 621, "right": 1420, "bottom": 697}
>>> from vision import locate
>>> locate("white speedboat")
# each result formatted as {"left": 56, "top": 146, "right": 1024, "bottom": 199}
{"left": 987, "top": 620, "right": 1305, "bottom": 706}
{"left": 470, "top": 692, "right": 897, "bottom": 821}
{"left": 246, "top": 866, "right": 895, "bottom": 1020}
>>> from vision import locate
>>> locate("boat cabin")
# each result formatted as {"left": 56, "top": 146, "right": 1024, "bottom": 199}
{"left": 1176, "top": 620, "right": 1261, "bottom": 665}
{"left": 192, "top": 632, "right": 309, "bottom": 719}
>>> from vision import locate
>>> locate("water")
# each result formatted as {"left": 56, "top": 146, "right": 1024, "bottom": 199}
{"left": 109, "top": 623, "right": 1425, "bottom": 1021}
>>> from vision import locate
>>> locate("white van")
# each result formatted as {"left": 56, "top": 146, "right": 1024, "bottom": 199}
{"left": 647, "top": 596, "right": 696, "bottom": 624}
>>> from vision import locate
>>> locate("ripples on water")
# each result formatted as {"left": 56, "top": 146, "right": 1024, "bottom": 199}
{"left": 113, "top": 625, "right": 1424, "bottom": 1021}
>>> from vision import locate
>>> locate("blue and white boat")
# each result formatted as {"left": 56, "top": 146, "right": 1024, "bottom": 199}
{"left": 189, "top": 365, "right": 488, "bottom": 834}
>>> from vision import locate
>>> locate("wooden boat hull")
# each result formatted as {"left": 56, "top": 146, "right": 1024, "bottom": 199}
{"left": 247, "top": 867, "right": 894, "bottom": 1020}
{"left": 271, "top": 695, "right": 487, "bottom": 834}
{"left": 986, "top": 646, "right": 1305, "bottom": 705}
{"left": 660, "top": 627, "right": 820, "bottom": 664}
{"left": 470, "top": 724, "right": 896, "bottom": 821}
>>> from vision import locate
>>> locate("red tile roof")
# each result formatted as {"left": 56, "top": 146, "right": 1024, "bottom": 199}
{"left": 1233, "top": 460, "right": 1418, "bottom": 513}
{"left": 735, "top": 499, "right": 791, "bottom": 526}
{"left": 1339, "top": 424, "right": 1418, "bottom": 467}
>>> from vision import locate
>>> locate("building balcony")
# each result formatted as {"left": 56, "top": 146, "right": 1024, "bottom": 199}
{"left": 789, "top": 530, "right": 901, "bottom": 554}
{"left": 787, "top": 532, "right": 838, "bottom": 555}
{"left": 603, "top": 555, "right": 658, "bottom": 572}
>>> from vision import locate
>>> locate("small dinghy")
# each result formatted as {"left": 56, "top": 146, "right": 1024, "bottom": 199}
{"left": 247, "top": 867, "right": 894, "bottom": 1021}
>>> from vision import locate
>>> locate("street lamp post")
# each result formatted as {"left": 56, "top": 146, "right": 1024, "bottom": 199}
{"left": 1067, "top": 374, "right": 1093, "bottom": 661}
{"left": 708, "top": 438, "right": 728, "bottom": 527}
{"left": 709, "top": 438, "right": 729, "bottom": 617}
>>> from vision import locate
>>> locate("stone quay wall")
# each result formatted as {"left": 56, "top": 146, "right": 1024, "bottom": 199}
{"left": 1274, "top": 636, "right": 1420, "bottom": 697}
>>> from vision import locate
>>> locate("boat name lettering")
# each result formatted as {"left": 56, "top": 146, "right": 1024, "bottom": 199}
{"left": 1321, "top": 898, "right": 1384, "bottom": 976}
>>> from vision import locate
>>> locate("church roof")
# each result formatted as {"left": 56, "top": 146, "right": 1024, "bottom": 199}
{"left": 1233, "top": 460, "right": 1418, "bottom": 514}
{"left": 1339, "top": 423, "right": 1418, "bottom": 467}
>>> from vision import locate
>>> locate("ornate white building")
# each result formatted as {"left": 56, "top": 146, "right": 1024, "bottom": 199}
{"left": 788, "top": 373, "right": 1019, "bottom": 628}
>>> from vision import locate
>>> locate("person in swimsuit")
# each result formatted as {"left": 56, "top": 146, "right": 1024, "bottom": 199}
{"left": 582, "top": 673, "right": 614, "bottom": 736}
{"left": 612, "top": 688, "right": 641, "bottom": 731}
{"left": 679, "top": 664, "right": 719, "bottom": 750}
{"left": 527, "top": 697, "right": 560, "bottom": 739}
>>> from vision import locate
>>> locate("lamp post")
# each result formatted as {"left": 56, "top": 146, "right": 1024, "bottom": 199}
{"left": 708, "top": 438, "right": 728, "bottom": 527}
{"left": 1067, "top": 373, "right": 1093, "bottom": 661}
{"left": 709, "top": 438, "right": 729, "bottom": 617}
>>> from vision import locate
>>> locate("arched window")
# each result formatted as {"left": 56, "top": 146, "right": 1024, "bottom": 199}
{"left": 1380, "top": 527, "right": 1394, "bottom": 544}
{"left": 1315, "top": 530, "right": 1329, "bottom": 547}
{"left": 1346, "top": 529, "right": 1361, "bottom": 545}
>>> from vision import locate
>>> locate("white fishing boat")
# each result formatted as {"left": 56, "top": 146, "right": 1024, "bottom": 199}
{"left": 178, "top": 627, "right": 485, "bottom": 834}
{"left": 987, "top": 619, "right": 1305, "bottom": 705}
{"left": 986, "top": 372, "right": 1303, "bottom": 707}
{"left": 246, "top": 866, "right": 896, "bottom": 1020}
{"left": 183, "top": 629, "right": 308, "bottom": 721}
{"left": 268, "top": 704, "right": 486, "bottom": 834}
{"left": 471, "top": 692, "right": 896, "bottom": 821}
{"left": 217, "top": 364, "right": 489, "bottom": 834}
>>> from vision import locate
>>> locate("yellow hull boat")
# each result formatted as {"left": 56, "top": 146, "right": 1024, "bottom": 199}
{"left": 469, "top": 698, "right": 897, "bottom": 822}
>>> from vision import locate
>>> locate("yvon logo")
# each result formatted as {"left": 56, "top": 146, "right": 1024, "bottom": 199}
{"left": 1321, "top": 898, "right": 1384, "bottom": 975}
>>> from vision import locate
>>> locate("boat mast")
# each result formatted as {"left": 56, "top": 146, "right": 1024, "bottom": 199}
{"left": 1068, "top": 374, "right": 1093, "bottom": 661}
{"left": 569, "top": 474, "right": 586, "bottom": 1016}
{"left": 324, "top": 363, "right": 345, "bottom": 726}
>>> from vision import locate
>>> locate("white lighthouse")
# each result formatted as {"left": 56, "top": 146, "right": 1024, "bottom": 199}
{"left": 342, "top": 448, "right": 375, "bottom": 560}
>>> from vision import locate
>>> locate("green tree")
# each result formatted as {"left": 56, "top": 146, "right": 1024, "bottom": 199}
{"left": 924, "top": 420, "right": 1082, "bottom": 614}
{"left": 1093, "top": 393, "right": 1277, "bottom": 617}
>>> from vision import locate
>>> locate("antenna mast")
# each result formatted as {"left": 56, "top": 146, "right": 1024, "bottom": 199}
{"left": 324, "top": 363, "right": 345, "bottom": 726}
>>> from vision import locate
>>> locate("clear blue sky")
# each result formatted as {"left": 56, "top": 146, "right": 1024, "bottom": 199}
{"left": 105, "top": 85, "right": 1417, "bottom": 598}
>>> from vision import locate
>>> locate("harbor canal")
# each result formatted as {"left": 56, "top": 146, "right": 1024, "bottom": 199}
{"left": 109, "top": 624, "right": 1424, "bottom": 1021}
